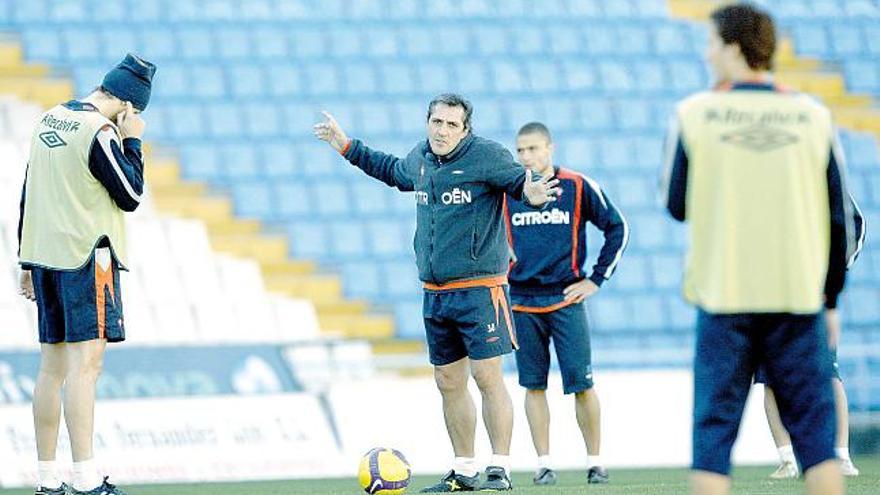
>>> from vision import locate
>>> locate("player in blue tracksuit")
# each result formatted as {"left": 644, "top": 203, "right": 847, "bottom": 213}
{"left": 504, "top": 123, "right": 629, "bottom": 486}
{"left": 314, "top": 94, "right": 560, "bottom": 492}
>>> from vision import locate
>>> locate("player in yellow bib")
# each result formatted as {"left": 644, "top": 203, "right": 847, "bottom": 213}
{"left": 17, "top": 54, "right": 155, "bottom": 495}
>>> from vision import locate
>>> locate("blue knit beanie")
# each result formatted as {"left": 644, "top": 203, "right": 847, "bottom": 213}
{"left": 101, "top": 54, "right": 156, "bottom": 111}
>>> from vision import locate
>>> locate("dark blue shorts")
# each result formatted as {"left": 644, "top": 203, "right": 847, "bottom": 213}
{"left": 755, "top": 347, "right": 841, "bottom": 383}
{"left": 693, "top": 309, "right": 835, "bottom": 476}
{"left": 423, "top": 283, "right": 517, "bottom": 366}
{"left": 31, "top": 249, "right": 126, "bottom": 344}
{"left": 512, "top": 300, "right": 593, "bottom": 394}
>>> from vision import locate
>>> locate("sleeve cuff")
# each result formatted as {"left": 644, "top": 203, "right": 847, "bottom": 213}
{"left": 340, "top": 139, "right": 353, "bottom": 157}
{"left": 589, "top": 272, "right": 606, "bottom": 287}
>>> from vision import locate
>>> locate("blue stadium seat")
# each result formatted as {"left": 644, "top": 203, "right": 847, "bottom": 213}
{"left": 615, "top": 100, "right": 654, "bottom": 131}
{"left": 383, "top": 261, "right": 420, "bottom": 297}
{"left": 630, "top": 61, "right": 669, "bottom": 94}
{"left": 49, "top": 0, "right": 87, "bottom": 21}
{"left": 394, "top": 299, "right": 424, "bottom": 339}
{"left": 589, "top": 294, "right": 629, "bottom": 332}
{"left": 341, "top": 262, "right": 382, "bottom": 299}
{"left": 843, "top": 287, "right": 880, "bottom": 325}
{"left": 546, "top": 26, "right": 583, "bottom": 55}
{"left": 313, "top": 183, "right": 352, "bottom": 217}
{"left": 666, "top": 295, "right": 696, "bottom": 329}
{"left": 327, "top": 220, "right": 369, "bottom": 259}
{"left": 275, "top": 183, "right": 314, "bottom": 219}
{"left": 567, "top": 0, "right": 602, "bottom": 17}
{"left": 629, "top": 294, "right": 668, "bottom": 330}
{"left": 612, "top": 254, "right": 650, "bottom": 291}
{"left": 668, "top": 60, "right": 707, "bottom": 93}
{"left": 350, "top": 182, "right": 390, "bottom": 216}
{"left": 843, "top": 60, "right": 880, "bottom": 94}
{"left": 166, "top": 103, "right": 204, "bottom": 140}
{"left": 506, "top": 100, "right": 545, "bottom": 133}
{"left": 291, "top": 29, "right": 326, "bottom": 58}
{"left": 562, "top": 60, "right": 598, "bottom": 91}
{"left": 366, "top": 220, "right": 407, "bottom": 258}
{"left": 303, "top": 63, "right": 342, "bottom": 96}
{"left": 866, "top": 24, "right": 880, "bottom": 55}
{"left": 829, "top": 23, "right": 865, "bottom": 56}
{"left": 227, "top": 64, "right": 266, "bottom": 97}
{"left": 598, "top": 136, "right": 635, "bottom": 168}
{"left": 525, "top": 60, "right": 562, "bottom": 93}
{"left": 253, "top": 27, "right": 289, "bottom": 59}
{"left": 11, "top": 0, "right": 47, "bottom": 23}
{"left": 472, "top": 99, "right": 505, "bottom": 134}
{"left": 22, "top": 28, "right": 61, "bottom": 63}
{"left": 363, "top": 27, "right": 399, "bottom": 57}
{"left": 414, "top": 62, "right": 453, "bottom": 96}
{"left": 219, "top": 143, "right": 259, "bottom": 179}
{"left": 616, "top": 25, "right": 651, "bottom": 55}
{"left": 380, "top": 63, "right": 417, "bottom": 95}
{"left": 288, "top": 222, "right": 330, "bottom": 258}
{"left": 63, "top": 27, "right": 101, "bottom": 63}
{"left": 231, "top": 182, "right": 272, "bottom": 219}
{"left": 188, "top": 64, "right": 226, "bottom": 98}
{"left": 791, "top": 23, "right": 830, "bottom": 57}
{"left": 176, "top": 28, "right": 215, "bottom": 60}
{"left": 581, "top": 24, "right": 614, "bottom": 55}
{"left": 471, "top": 25, "right": 508, "bottom": 56}
{"left": 509, "top": 25, "right": 545, "bottom": 55}
{"left": 139, "top": 27, "right": 176, "bottom": 62}
{"left": 576, "top": 99, "right": 614, "bottom": 131}
{"left": 541, "top": 97, "right": 580, "bottom": 133}
{"left": 266, "top": 64, "right": 303, "bottom": 97}
{"left": 344, "top": 62, "right": 380, "bottom": 96}
{"left": 650, "top": 254, "right": 683, "bottom": 289}
{"left": 614, "top": 175, "right": 654, "bottom": 210}
{"left": 260, "top": 142, "right": 299, "bottom": 178}
{"left": 399, "top": 26, "right": 433, "bottom": 56}
{"left": 206, "top": 103, "right": 242, "bottom": 138}
{"left": 561, "top": 137, "right": 597, "bottom": 168}
{"left": 844, "top": 132, "right": 880, "bottom": 166}
{"left": 599, "top": 62, "right": 634, "bottom": 92}
{"left": 326, "top": 28, "right": 362, "bottom": 57}
{"left": 215, "top": 28, "right": 251, "bottom": 59}
{"left": 454, "top": 61, "right": 491, "bottom": 94}
{"left": 653, "top": 24, "right": 690, "bottom": 54}
{"left": 180, "top": 145, "right": 221, "bottom": 180}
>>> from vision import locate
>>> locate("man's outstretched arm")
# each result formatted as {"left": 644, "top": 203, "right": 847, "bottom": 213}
{"left": 314, "top": 111, "right": 414, "bottom": 192}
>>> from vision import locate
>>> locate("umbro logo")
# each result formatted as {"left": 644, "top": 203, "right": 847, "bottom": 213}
{"left": 721, "top": 125, "right": 798, "bottom": 152}
{"left": 39, "top": 131, "right": 67, "bottom": 148}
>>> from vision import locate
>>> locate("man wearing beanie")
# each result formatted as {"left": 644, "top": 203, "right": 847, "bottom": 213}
{"left": 17, "top": 53, "right": 155, "bottom": 495}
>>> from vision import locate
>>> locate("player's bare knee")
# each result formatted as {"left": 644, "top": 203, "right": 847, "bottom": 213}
{"left": 434, "top": 365, "right": 468, "bottom": 395}
{"left": 470, "top": 364, "right": 503, "bottom": 392}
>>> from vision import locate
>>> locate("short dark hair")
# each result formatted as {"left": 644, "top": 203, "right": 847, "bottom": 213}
{"left": 427, "top": 93, "right": 473, "bottom": 130}
{"left": 711, "top": 3, "right": 776, "bottom": 71}
{"left": 517, "top": 122, "right": 552, "bottom": 143}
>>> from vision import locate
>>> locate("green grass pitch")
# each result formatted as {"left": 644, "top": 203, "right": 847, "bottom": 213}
{"left": 2, "top": 457, "right": 877, "bottom": 494}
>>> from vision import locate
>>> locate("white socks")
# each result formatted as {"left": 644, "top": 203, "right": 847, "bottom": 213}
{"left": 72, "top": 459, "right": 102, "bottom": 492}
{"left": 453, "top": 457, "right": 478, "bottom": 478}
{"left": 778, "top": 445, "right": 797, "bottom": 465}
{"left": 588, "top": 455, "right": 603, "bottom": 468}
{"left": 490, "top": 454, "right": 511, "bottom": 475}
{"left": 538, "top": 455, "right": 552, "bottom": 470}
{"left": 37, "top": 461, "right": 61, "bottom": 490}
{"left": 835, "top": 447, "right": 852, "bottom": 461}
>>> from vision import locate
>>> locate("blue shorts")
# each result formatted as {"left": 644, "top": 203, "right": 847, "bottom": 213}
{"left": 423, "top": 283, "right": 517, "bottom": 366}
{"left": 31, "top": 249, "right": 126, "bottom": 344}
{"left": 693, "top": 309, "right": 835, "bottom": 476}
{"left": 755, "top": 347, "right": 841, "bottom": 383}
{"left": 512, "top": 298, "right": 593, "bottom": 394}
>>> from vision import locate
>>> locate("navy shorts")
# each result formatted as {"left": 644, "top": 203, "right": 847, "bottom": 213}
{"left": 693, "top": 309, "right": 835, "bottom": 476}
{"left": 755, "top": 347, "right": 841, "bottom": 383}
{"left": 423, "top": 283, "right": 517, "bottom": 366}
{"left": 31, "top": 248, "right": 126, "bottom": 344}
{"left": 513, "top": 299, "right": 593, "bottom": 394}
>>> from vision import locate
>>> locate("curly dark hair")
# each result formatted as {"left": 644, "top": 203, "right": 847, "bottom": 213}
{"left": 711, "top": 3, "right": 777, "bottom": 71}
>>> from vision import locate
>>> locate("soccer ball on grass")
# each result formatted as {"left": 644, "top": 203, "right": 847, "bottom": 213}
{"left": 357, "top": 447, "right": 411, "bottom": 494}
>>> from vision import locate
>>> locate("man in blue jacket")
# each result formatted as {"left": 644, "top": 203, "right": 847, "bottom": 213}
{"left": 315, "top": 93, "right": 559, "bottom": 492}
{"left": 504, "top": 122, "right": 628, "bottom": 486}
